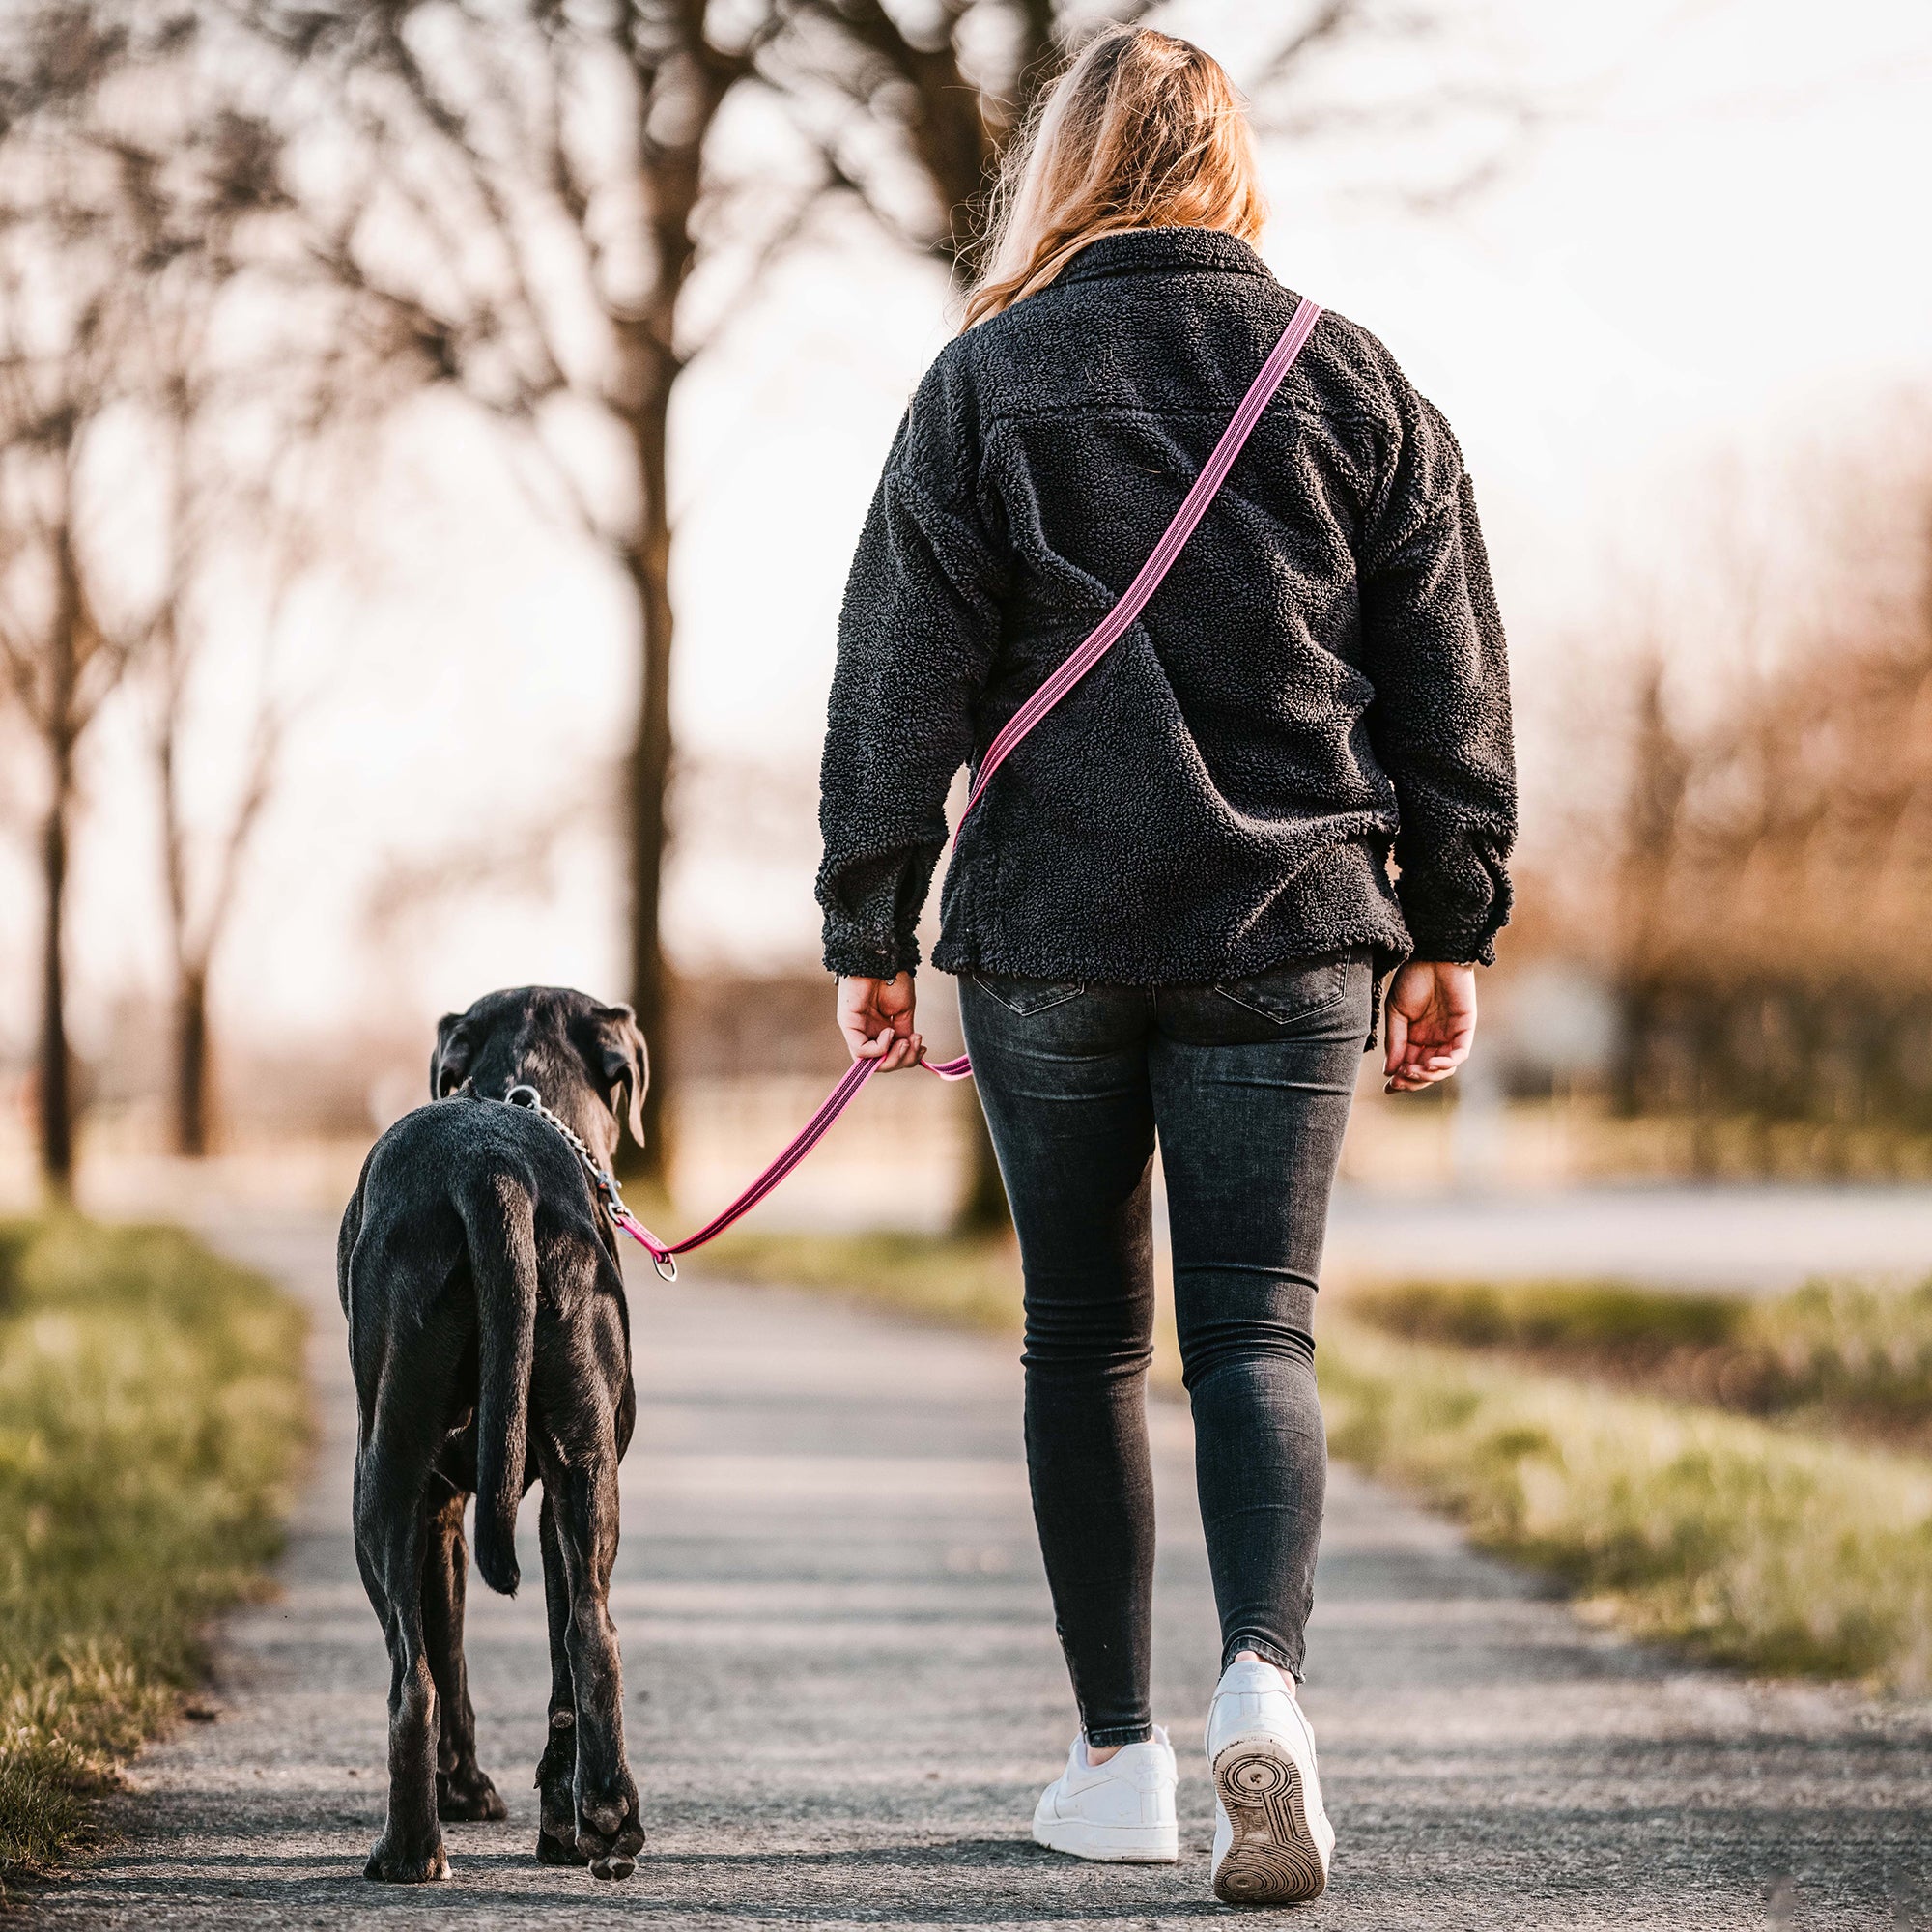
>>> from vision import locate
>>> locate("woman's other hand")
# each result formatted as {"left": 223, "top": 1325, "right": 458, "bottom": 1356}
{"left": 837, "top": 973, "right": 925, "bottom": 1070}
{"left": 1383, "top": 961, "right": 1478, "bottom": 1094}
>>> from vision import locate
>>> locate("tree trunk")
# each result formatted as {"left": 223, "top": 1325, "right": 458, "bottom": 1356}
{"left": 173, "top": 960, "right": 212, "bottom": 1157}
{"left": 614, "top": 36, "right": 731, "bottom": 1187}
{"left": 38, "top": 750, "right": 74, "bottom": 1201}
{"left": 624, "top": 527, "right": 673, "bottom": 1181}
{"left": 618, "top": 305, "right": 685, "bottom": 1185}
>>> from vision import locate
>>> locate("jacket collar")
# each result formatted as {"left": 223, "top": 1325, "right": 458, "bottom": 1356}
{"left": 1055, "top": 226, "right": 1275, "bottom": 287}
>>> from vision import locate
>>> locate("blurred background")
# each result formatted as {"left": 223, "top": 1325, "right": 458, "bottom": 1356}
{"left": 5, "top": 0, "right": 1932, "bottom": 1286}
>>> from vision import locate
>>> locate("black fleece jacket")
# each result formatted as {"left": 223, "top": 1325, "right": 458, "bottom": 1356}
{"left": 817, "top": 226, "right": 1516, "bottom": 985}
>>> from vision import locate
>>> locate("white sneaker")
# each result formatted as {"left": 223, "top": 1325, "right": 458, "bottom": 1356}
{"left": 1031, "top": 1726, "right": 1179, "bottom": 1863}
{"left": 1205, "top": 1657, "right": 1334, "bottom": 1903}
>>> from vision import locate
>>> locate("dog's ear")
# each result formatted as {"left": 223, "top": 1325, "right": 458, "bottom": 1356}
{"left": 430, "top": 1012, "right": 473, "bottom": 1100}
{"left": 590, "top": 1003, "right": 649, "bottom": 1147}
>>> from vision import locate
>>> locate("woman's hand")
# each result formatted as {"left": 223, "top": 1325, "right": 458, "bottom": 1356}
{"left": 837, "top": 973, "right": 925, "bottom": 1071}
{"left": 1383, "top": 961, "right": 1478, "bottom": 1094}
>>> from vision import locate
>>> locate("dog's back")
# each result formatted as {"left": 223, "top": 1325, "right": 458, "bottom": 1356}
{"left": 338, "top": 1097, "right": 616, "bottom": 1594}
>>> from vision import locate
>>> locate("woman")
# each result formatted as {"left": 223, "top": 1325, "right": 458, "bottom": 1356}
{"left": 817, "top": 25, "right": 1514, "bottom": 1907}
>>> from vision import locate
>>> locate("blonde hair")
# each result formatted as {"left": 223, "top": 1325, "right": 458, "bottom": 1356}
{"left": 964, "top": 28, "right": 1267, "bottom": 329}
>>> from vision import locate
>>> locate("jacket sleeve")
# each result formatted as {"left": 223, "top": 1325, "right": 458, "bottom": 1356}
{"left": 1357, "top": 394, "right": 1517, "bottom": 965}
{"left": 817, "top": 360, "right": 1005, "bottom": 979}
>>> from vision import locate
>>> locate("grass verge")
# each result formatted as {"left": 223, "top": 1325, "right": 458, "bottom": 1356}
{"left": 1320, "top": 1317, "right": 1932, "bottom": 1689}
{"left": 696, "top": 1229, "right": 1932, "bottom": 1689}
{"left": 0, "top": 1217, "right": 309, "bottom": 1886}
{"left": 1348, "top": 1275, "right": 1932, "bottom": 1449}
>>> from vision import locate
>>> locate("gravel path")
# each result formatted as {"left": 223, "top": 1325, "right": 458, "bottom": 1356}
{"left": 26, "top": 1220, "right": 1932, "bottom": 1929}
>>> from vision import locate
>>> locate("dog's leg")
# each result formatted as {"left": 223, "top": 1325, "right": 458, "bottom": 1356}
{"left": 550, "top": 1457, "right": 643, "bottom": 1882}
{"left": 425, "top": 1488, "right": 507, "bottom": 1823}
{"left": 358, "top": 1474, "right": 449, "bottom": 1883}
{"left": 533, "top": 1488, "right": 587, "bottom": 1865}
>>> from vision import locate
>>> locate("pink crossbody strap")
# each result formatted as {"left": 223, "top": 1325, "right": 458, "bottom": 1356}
{"left": 918, "top": 295, "right": 1324, "bottom": 1078}
{"left": 616, "top": 298, "right": 1324, "bottom": 1270}
{"left": 960, "top": 295, "right": 1324, "bottom": 821}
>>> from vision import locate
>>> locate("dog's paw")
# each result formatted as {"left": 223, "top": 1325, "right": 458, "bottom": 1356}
{"left": 575, "top": 1787, "right": 645, "bottom": 1882}
{"left": 363, "top": 1833, "right": 450, "bottom": 1883}
{"left": 537, "top": 1771, "right": 583, "bottom": 1864}
{"left": 437, "top": 1765, "right": 509, "bottom": 1822}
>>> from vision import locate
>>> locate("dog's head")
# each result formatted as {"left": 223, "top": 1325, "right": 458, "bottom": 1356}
{"left": 430, "top": 987, "right": 648, "bottom": 1169}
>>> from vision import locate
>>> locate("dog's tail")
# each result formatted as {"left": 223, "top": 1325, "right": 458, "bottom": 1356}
{"left": 464, "top": 1173, "right": 539, "bottom": 1596}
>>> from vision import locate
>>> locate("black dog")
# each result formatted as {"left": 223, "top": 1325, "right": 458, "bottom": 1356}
{"left": 336, "top": 986, "right": 649, "bottom": 1882}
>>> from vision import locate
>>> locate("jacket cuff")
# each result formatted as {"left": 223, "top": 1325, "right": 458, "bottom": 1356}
{"left": 1402, "top": 914, "right": 1498, "bottom": 968}
{"left": 823, "top": 935, "right": 921, "bottom": 980}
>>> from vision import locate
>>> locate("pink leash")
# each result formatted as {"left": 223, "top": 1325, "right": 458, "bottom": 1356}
{"left": 610, "top": 298, "right": 1325, "bottom": 1276}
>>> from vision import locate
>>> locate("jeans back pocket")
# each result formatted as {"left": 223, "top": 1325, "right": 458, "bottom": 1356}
{"left": 1210, "top": 952, "right": 1350, "bottom": 1028}
{"left": 968, "top": 973, "right": 1086, "bottom": 1018}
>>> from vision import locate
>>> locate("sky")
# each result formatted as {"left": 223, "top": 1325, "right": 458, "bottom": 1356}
{"left": 5, "top": 0, "right": 1932, "bottom": 1068}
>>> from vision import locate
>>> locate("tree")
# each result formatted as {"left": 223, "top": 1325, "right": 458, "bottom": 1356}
{"left": 147, "top": 450, "right": 307, "bottom": 1157}
{"left": 140, "top": 257, "right": 347, "bottom": 1156}
{"left": 0, "top": 3, "right": 324, "bottom": 1181}
{"left": 0, "top": 9, "right": 166, "bottom": 1195}
{"left": 247, "top": 0, "right": 1504, "bottom": 1183}
{"left": 0, "top": 411, "right": 122, "bottom": 1198}
{"left": 1601, "top": 422, "right": 1932, "bottom": 1165}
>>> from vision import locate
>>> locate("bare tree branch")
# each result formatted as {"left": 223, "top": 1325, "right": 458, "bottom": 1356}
{"left": 1245, "top": 0, "right": 1358, "bottom": 98}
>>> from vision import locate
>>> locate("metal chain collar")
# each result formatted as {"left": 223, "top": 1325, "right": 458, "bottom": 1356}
{"left": 497, "top": 1082, "right": 675, "bottom": 1278}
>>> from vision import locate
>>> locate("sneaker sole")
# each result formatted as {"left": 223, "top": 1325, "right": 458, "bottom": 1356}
{"left": 1032, "top": 1817, "right": 1178, "bottom": 1863}
{"left": 1210, "top": 1738, "right": 1328, "bottom": 1904}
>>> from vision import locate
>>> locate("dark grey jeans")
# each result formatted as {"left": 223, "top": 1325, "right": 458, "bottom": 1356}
{"left": 958, "top": 950, "right": 1372, "bottom": 1747}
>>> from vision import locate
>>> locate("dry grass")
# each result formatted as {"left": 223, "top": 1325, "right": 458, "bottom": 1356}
{"left": 1320, "top": 1317, "right": 1932, "bottom": 1689}
{"left": 0, "top": 1217, "right": 309, "bottom": 1885}
{"left": 1348, "top": 1275, "right": 1932, "bottom": 1448}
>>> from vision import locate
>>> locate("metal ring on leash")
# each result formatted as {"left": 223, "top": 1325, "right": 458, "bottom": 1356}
{"left": 602, "top": 1201, "right": 677, "bottom": 1280}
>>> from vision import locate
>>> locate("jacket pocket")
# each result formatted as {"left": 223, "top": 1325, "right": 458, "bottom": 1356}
{"left": 969, "top": 973, "right": 1086, "bottom": 1018}
{"left": 1211, "top": 953, "right": 1350, "bottom": 1028}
